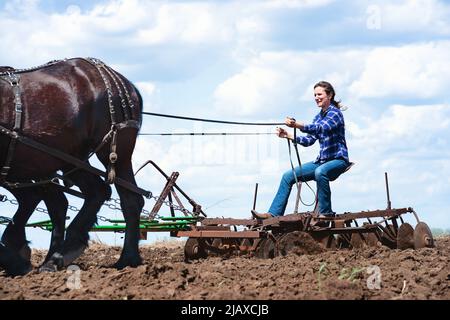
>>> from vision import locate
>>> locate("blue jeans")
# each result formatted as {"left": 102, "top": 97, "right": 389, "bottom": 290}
{"left": 268, "top": 159, "right": 349, "bottom": 217}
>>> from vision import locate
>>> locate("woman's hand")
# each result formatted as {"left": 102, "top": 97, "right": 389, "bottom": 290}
{"left": 284, "top": 117, "right": 305, "bottom": 130}
{"left": 285, "top": 117, "right": 296, "bottom": 128}
{"left": 277, "top": 127, "right": 292, "bottom": 139}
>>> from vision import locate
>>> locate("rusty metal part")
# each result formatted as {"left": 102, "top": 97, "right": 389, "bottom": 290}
{"left": 177, "top": 230, "right": 262, "bottom": 239}
{"left": 349, "top": 232, "right": 378, "bottom": 248}
{"left": 397, "top": 223, "right": 415, "bottom": 250}
{"left": 184, "top": 238, "right": 207, "bottom": 260}
{"left": 175, "top": 205, "right": 429, "bottom": 259}
{"left": 380, "top": 224, "right": 397, "bottom": 249}
{"left": 365, "top": 232, "right": 380, "bottom": 247}
{"left": 336, "top": 234, "right": 351, "bottom": 249}
{"left": 311, "top": 233, "right": 336, "bottom": 250}
{"left": 385, "top": 172, "right": 392, "bottom": 210}
{"left": 202, "top": 218, "right": 258, "bottom": 226}
{"left": 335, "top": 208, "right": 413, "bottom": 221}
{"left": 239, "top": 239, "right": 254, "bottom": 253}
{"left": 350, "top": 233, "right": 365, "bottom": 249}
{"left": 135, "top": 160, "right": 205, "bottom": 216}
{"left": 278, "top": 231, "right": 320, "bottom": 256}
{"left": 414, "top": 222, "right": 434, "bottom": 249}
{"left": 255, "top": 238, "right": 276, "bottom": 259}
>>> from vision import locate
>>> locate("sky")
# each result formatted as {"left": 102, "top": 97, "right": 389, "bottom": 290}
{"left": 1, "top": 0, "right": 449, "bottom": 249}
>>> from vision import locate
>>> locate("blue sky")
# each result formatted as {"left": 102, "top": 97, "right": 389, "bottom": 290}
{"left": 1, "top": 0, "right": 450, "bottom": 248}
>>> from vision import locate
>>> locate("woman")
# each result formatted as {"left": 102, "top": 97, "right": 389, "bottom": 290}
{"left": 253, "top": 81, "right": 350, "bottom": 219}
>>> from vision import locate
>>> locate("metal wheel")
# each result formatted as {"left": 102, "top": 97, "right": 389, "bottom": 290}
{"left": 350, "top": 232, "right": 379, "bottom": 249}
{"left": 255, "top": 239, "right": 267, "bottom": 259}
{"left": 366, "top": 232, "right": 379, "bottom": 247}
{"left": 255, "top": 238, "right": 277, "bottom": 259}
{"left": 397, "top": 223, "right": 414, "bottom": 250}
{"left": 184, "top": 238, "right": 207, "bottom": 260}
{"left": 350, "top": 233, "right": 365, "bottom": 249}
{"left": 312, "top": 234, "right": 336, "bottom": 250}
{"left": 414, "top": 222, "right": 434, "bottom": 249}
{"left": 211, "top": 238, "right": 222, "bottom": 248}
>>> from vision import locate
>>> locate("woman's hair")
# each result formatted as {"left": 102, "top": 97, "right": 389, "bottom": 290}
{"left": 314, "top": 81, "right": 345, "bottom": 110}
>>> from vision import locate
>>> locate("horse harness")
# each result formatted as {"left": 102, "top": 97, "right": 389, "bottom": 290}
{"left": 0, "top": 58, "right": 142, "bottom": 191}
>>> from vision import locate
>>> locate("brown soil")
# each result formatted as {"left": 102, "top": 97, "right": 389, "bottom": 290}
{"left": 1, "top": 236, "right": 449, "bottom": 300}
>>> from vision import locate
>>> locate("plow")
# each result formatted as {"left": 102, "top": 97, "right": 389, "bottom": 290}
{"left": 22, "top": 161, "right": 435, "bottom": 260}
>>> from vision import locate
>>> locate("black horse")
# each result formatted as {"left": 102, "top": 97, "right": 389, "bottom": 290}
{"left": 1, "top": 185, "right": 68, "bottom": 267}
{"left": 0, "top": 58, "right": 144, "bottom": 271}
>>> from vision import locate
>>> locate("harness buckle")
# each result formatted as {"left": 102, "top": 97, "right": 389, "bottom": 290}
{"left": 109, "top": 152, "right": 118, "bottom": 163}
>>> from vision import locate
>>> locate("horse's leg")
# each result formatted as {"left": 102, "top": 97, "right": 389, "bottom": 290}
{"left": 97, "top": 135, "right": 144, "bottom": 269}
{"left": 1, "top": 188, "right": 42, "bottom": 261}
{"left": 0, "top": 242, "right": 32, "bottom": 276}
{"left": 41, "top": 185, "right": 68, "bottom": 263}
{"left": 45, "top": 170, "right": 111, "bottom": 269}
{"left": 112, "top": 165, "right": 144, "bottom": 269}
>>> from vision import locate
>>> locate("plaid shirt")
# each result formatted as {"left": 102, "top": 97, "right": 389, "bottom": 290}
{"left": 295, "top": 104, "right": 349, "bottom": 164}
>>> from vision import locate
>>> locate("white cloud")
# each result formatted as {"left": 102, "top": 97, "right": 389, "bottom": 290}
{"left": 214, "top": 40, "right": 450, "bottom": 116}
{"left": 348, "top": 103, "right": 450, "bottom": 156}
{"left": 0, "top": 0, "right": 342, "bottom": 68}
{"left": 380, "top": 0, "right": 450, "bottom": 35}
{"left": 214, "top": 49, "right": 365, "bottom": 116}
{"left": 262, "top": 0, "right": 335, "bottom": 9}
{"left": 135, "top": 81, "right": 157, "bottom": 111}
{"left": 0, "top": 0, "right": 235, "bottom": 66}
{"left": 214, "top": 65, "right": 289, "bottom": 116}
{"left": 349, "top": 41, "right": 450, "bottom": 99}
{"left": 133, "top": 3, "right": 233, "bottom": 45}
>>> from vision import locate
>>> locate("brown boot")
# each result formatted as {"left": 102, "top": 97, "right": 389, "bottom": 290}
{"left": 251, "top": 210, "right": 272, "bottom": 219}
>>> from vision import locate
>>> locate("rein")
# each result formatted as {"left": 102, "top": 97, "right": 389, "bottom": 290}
{"left": 287, "top": 126, "right": 316, "bottom": 213}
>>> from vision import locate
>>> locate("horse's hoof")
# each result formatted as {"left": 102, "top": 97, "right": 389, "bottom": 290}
{"left": 43, "top": 252, "right": 65, "bottom": 271}
{"left": 61, "top": 245, "right": 87, "bottom": 267}
{"left": 38, "top": 261, "right": 58, "bottom": 273}
{"left": 19, "top": 245, "right": 32, "bottom": 261}
{"left": 7, "top": 262, "right": 32, "bottom": 277}
{"left": 113, "top": 256, "right": 142, "bottom": 270}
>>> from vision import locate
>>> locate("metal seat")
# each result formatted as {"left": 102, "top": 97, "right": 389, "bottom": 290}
{"left": 329, "top": 161, "right": 354, "bottom": 182}
{"left": 344, "top": 161, "right": 355, "bottom": 173}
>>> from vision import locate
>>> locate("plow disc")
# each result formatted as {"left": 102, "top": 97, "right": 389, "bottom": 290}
{"left": 397, "top": 223, "right": 415, "bottom": 250}
{"left": 184, "top": 238, "right": 207, "bottom": 260}
{"left": 414, "top": 222, "right": 434, "bottom": 249}
{"left": 312, "top": 234, "right": 337, "bottom": 250}
{"left": 255, "top": 238, "right": 277, "bottom": 259}
{"left": 350, "top": 232, "right": 379, "bottom": 249}
{"left": 278, "top": 231, "right": 324, "bottom": 256}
